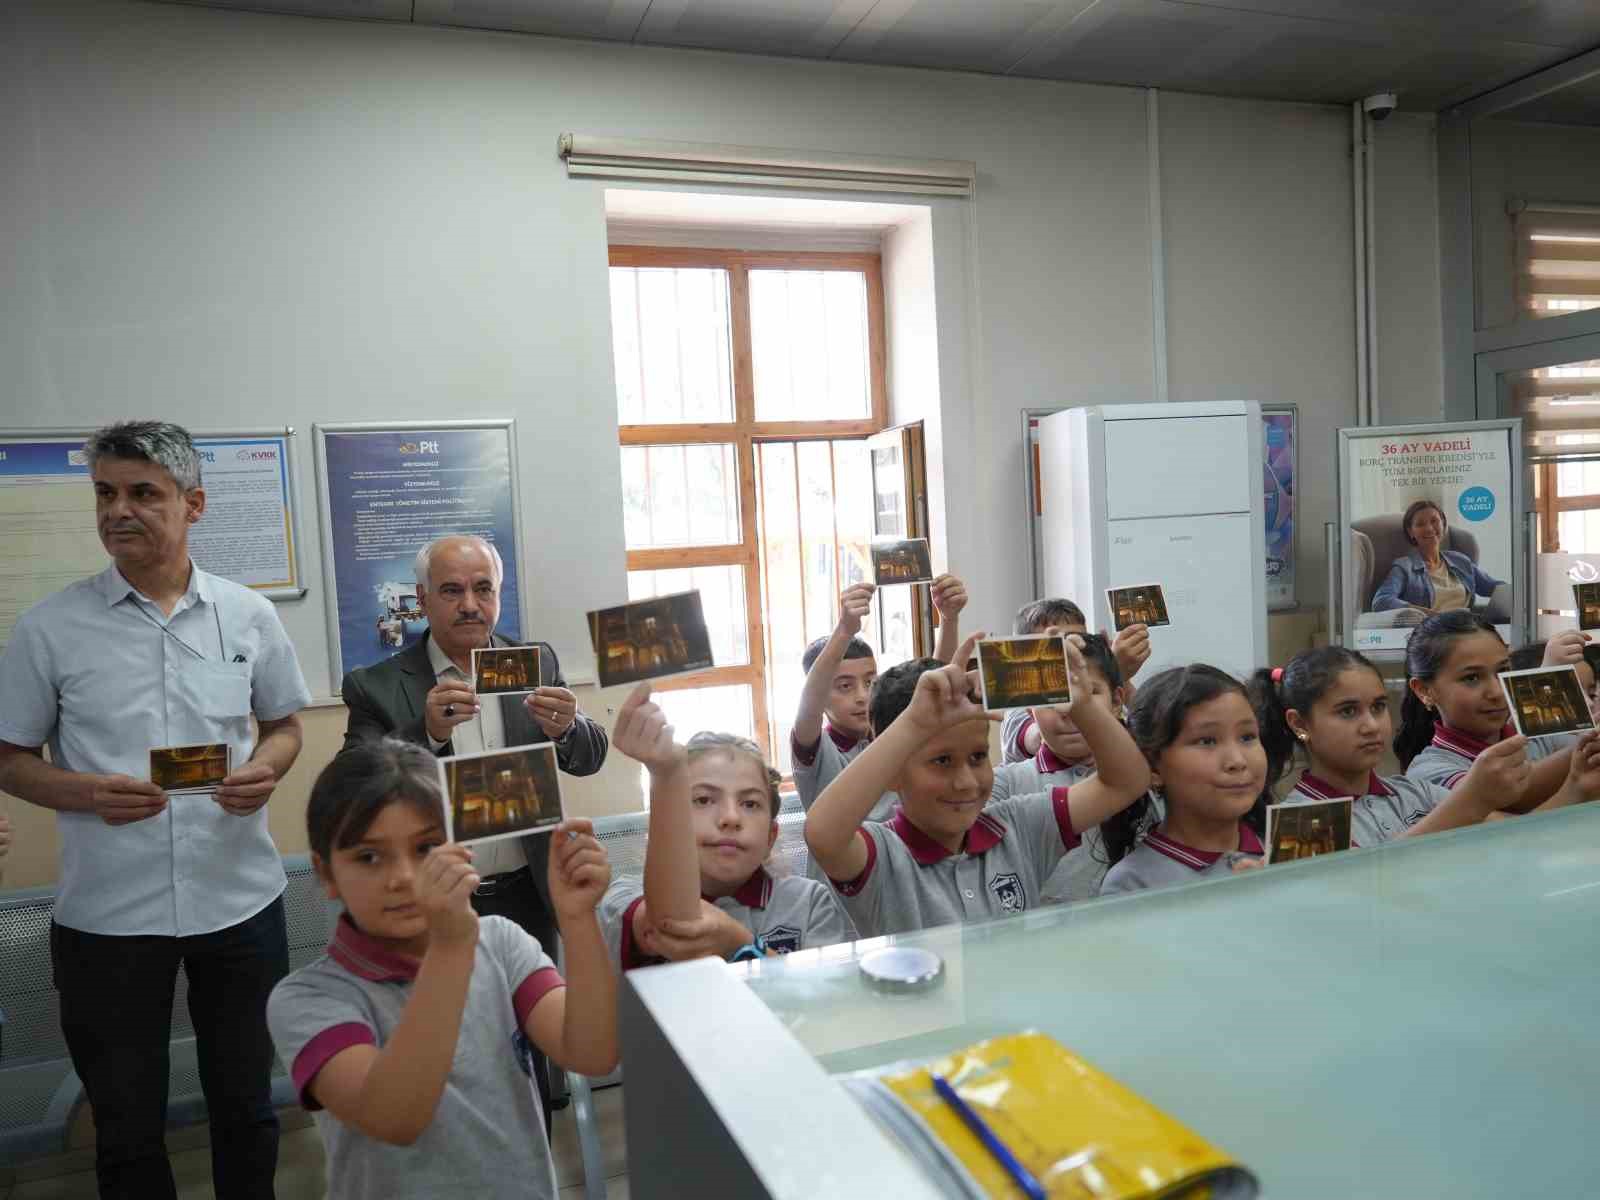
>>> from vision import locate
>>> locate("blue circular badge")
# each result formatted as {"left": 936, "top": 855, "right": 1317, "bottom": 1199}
{"left": 1458, "top": 486, "right": 1495, "bottom": 522}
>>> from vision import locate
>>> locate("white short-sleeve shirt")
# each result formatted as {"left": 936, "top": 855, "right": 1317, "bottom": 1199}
{"left": 0, "top": 563, "right": 312, "bottom": 935}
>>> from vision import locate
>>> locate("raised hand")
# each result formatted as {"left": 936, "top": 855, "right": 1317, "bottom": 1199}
{"left": 904, "top": 633, "right": 989, "bottom": 732}
{"left": 836, "top": 582, "right": 875, "bottom": 639}
{"left": 1541, "top": 629, "right": 1591, "bottom": 669}
{"left": 548, "top": 819, "right": 612, "bottom": 920}
{"left": 417, "top": 844, "right": 480, "bottom": 948}
{"left": 1465, "top": 735, "right": 1531, "bottom": 812}
{"left": 1109, "top": 623, "right": 1151, "bottom": 682}
{"left": 930, "top": 574, "right": 968, "bottom": 620}
{"left": 610, "top": 683, "right": 684, "bottom": 774}
{"left": 424, "top": 680, "right": 480, "bottom": 743}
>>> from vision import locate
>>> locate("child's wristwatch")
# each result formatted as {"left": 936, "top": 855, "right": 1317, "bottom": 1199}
{"left": 728, "top": 934, "right": 767, "bottom": 962}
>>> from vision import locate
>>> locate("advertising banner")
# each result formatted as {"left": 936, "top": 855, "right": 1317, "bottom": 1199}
{"left": 1340, "top": 420, "right": 1521, "bottom": 654}
{"left": 1263, "top": 407, "right": 1296, "bottom": 611}
{"left": 315, "top": 422, "right": 524, "bottom": 689}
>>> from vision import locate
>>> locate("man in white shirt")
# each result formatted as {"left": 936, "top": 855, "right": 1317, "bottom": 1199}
{"left": 337, "top": 533, "right": 608, "bottom": 1126}
{"left": 0, "top": 421, "right": 312, "bottom": 1200}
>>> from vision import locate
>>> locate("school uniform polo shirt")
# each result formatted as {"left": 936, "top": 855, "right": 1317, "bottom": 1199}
{"left": 1000, "top": 708, "right": 1036, "bottom": 765}
{"left": 1284, "top": 770, "right": 1451, "bottom": 847}
{"left": 1405, "top": 722, "right": 1570, "bottom": 789}
{"left": 829, "top": 790, "right": 1080, "bottom": 937}
{"left": 597, "top": 866, "right": 857, "bottom": 969}
{"left": 0, "top": 563, "right": 311, "bottom": 936}
{"left": 266, "top": 914, "right": 564, "bottom": 1200}
{"left": 995, "top": 748, "right": 1104, "bottom": 903}
{"left": 791, "top": 724, "right": 898, "bottom": 821}
{"left": 1099, "top": 824, "right": 1264, "bottom": 896}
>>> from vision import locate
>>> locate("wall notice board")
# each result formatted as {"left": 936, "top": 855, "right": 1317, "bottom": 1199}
{"left": 0, "top": 428, "right": 305, "bottom": 647}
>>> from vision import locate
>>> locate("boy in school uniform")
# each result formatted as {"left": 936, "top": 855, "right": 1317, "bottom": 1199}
{"left": 991, "top": 632, "right": 1142, "bottom": 902}
{"left": 1001, "top": 598, "right": 1151, "bottom": 764}
{"left": 791, "top": 575, "right": 969, "bottom": 822}
{"left": 599, "top": 686, "right": 855, "bottom": 967}
{"left": 805, "top": 633, "right": 1150, "bottom": 938}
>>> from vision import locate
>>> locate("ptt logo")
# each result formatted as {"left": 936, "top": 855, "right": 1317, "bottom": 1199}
{"left": 198, "top": 450, "right": 216, "bottom": 463}
{"left": 397, "top": 441, "right": 440, "bottom": 455}
{"left": 235, "top": 448, "right": 279, "bottom": 462}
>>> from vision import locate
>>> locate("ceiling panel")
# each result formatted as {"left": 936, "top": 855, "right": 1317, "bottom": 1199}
{"left": 414, "top": 0, "right": 648, "bottom": 40}
{"left": 164, "top": 0, "right": 1600, "bottom": 117}
{"left": 172, "top": 0, "right": 412, "bottom": 19}
{"left": 833, "top": 1, "right": 1093, "bottom": 74}
{"left": 633, "top": 0, "right": 879, "bottom": 57}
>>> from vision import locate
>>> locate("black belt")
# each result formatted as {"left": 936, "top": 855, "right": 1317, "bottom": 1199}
{"left": 473, "top": 865, "right": 530, "bottom": 896}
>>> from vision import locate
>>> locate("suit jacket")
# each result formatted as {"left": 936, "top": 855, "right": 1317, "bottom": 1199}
{"left": 340, "top": 631, "right": 608, "bottom": 773}
{"left": 339, "top": 632, "right": 609, "bottom": 891}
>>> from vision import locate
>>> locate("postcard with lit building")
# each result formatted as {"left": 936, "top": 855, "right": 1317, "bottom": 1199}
{"left": 440, "top": 743, "right": 564, "bottom": 846}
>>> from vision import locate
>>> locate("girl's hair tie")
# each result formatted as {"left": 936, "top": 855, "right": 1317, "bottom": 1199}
{"left": 1270, "top": 666, "right": 1284, "bottom": 683}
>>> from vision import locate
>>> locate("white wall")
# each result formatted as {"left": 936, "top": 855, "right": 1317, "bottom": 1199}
{"left": 1374, "top": 113, "right": 1445, "bottom": 426}
{"left": 1472, "top": 119, "right": 1600, "bottom": 332}
{"left": 0, "top": 0, "right": 1447, "bottom": 680}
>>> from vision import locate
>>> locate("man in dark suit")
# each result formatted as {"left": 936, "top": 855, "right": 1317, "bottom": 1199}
{"left": 339, "top": 533, "right": 608, "bottom": 1125}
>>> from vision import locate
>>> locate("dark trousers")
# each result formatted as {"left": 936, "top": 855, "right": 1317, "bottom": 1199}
{"left": 50, "top": 897, "right": 289, "bottom": 1200}
{"left": 469, "top": 865, "right": 557, "bottom": 1132}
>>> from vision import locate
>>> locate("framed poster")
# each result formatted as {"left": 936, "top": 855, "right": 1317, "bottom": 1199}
{"left": 1263, "top": 406, "right": 1297, "bottom": 611}
{"left": 1338, "top": 419, "right": 1523, "bottom": 657}
{"left": 314, "top": 420, "right": 528, "bottom": 691}
{"left": 0, "top": 427, "right": 303, "bottom": 647}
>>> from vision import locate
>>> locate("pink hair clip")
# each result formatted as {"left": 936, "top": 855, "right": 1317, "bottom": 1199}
{"left": 1270, "top": 667, "right": 1284, "bottom": 683}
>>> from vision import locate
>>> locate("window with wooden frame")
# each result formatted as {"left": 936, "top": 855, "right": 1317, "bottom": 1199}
{"left": 609, "top": 246, "right": 889, "bottom": 772}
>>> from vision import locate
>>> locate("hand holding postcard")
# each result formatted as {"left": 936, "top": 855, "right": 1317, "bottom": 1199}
{"left": 588, "top": 590, "right": 715, "bottom": 689}
{"left": 1498, "top": 664, "right": 1597, "bottom": 739}
{"left": 976, "top": 635, "right": 1071, "bottom": 712}
{"left": 1575, "top": 582, "right": 1600, "bottom": 631}
{"left": 150, "top": 743, "right": 231, "bottom": 794}
{"left": 1106, "top": 583, "right": 1171, "bottom": 632}
{"left": 472, "top": 644, "right": 540, "bottom": 696}
{"left": 439, "top": 743, "right": 565, "bottom": 847}
{"left": 1266, "top": 798, "right": 1353, "bottom": 864}
{"left": 871, "top": 538, "right": 934, "bottom": 587}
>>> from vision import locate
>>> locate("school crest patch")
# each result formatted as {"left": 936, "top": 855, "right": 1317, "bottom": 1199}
{"left": 988, "top": 872, "right": 1025, "bottom": 914}
{"left": 763, "top": 925, "right": 802, "bottom": 955}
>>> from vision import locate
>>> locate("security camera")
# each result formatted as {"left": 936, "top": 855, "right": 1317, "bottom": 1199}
{"left": 1362, "top": 92, "right": 1398, "bottom": 122}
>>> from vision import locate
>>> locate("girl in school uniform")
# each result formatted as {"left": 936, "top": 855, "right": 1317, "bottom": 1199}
{"left": 1100, "top": 665, "right": 1269, "bottom": 895}
{"left": 1247, "top": 646, "right": 1595, "bottom": 846}
{"left": 1395, "top": 611, "right": 1590, "bottom": 813}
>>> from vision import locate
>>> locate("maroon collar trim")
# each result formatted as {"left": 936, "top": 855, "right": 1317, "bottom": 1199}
{"left": 1297, "top": 770, "right": 1392, "bottom": 801}
{"left": 1145, "top": 823, "right": 1262, "bottom": 871}
{"left": 1035, "top": 741, "right": 1090, "bottom": 776}
{"left": 1429, "top": 722, "right": 1514, "bottom": 760}
{"left": 824, "top": 721, "right": 865, "bottom": 754}
{"left": 707, "top": 868, "right": 772, "bottom": 909}
{"left": 888, "top": 806, "right": 1006, "bottom": 864}
{"left": 328, "top": 913, "right": 421, "bottom": 983}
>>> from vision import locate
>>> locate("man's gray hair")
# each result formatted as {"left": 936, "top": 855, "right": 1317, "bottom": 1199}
{"left": 83, "top": 421, "right": 203, "bottom": 492}
{"left": 413, "top": 535, "right": 505, "bottom": 592}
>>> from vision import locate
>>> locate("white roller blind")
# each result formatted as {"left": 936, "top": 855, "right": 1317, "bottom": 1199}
{"left": 1513, "top": 201, "right": 1600, "bottom": 319}
{"left": 558, "top": 133, "right": 975, "bottom": 197}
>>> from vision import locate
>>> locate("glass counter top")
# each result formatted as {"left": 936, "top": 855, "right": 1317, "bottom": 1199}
{"left": 737, "top": 806, "right": 1600, "bottom": 1197}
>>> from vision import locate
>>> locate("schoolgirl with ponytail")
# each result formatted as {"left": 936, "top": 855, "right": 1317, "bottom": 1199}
{"left": 1248, "top": 646, "right": 1580, "bottom": 847}
{"left": 1398, "top": 611, "right": 1588, "bottom": 812}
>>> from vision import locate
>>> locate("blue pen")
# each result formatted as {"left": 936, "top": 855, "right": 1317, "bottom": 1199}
{"left": 929, "top": 1072, "right": 1049, "bottom": 1200}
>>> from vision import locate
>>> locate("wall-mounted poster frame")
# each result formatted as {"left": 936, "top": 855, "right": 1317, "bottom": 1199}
{"left": 1338, "top": 418, "right": 1523, "bottom": 660}
{"left": 1262, "top": 405, "right": 1298, "bottom": 612}
{"left": 0, "top": 427, "right": 304, "bottom": 648}
{"left": 313, "top": 420, "right": 529, "bottom": 692}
